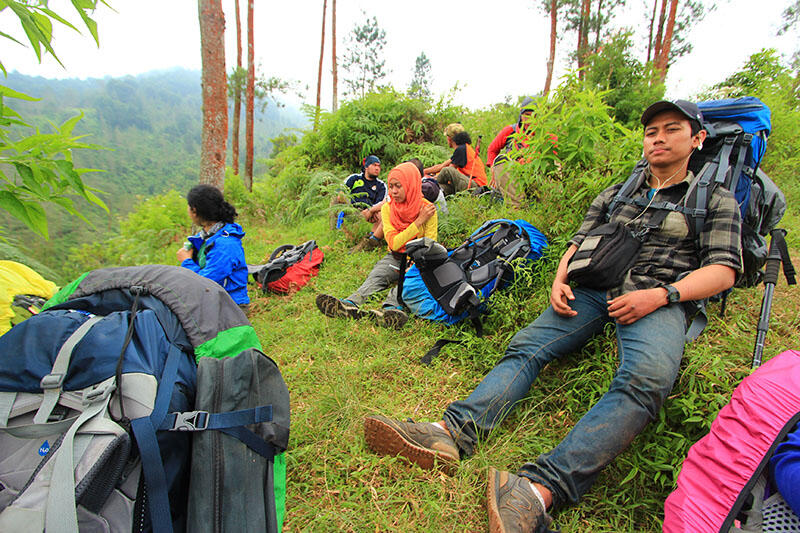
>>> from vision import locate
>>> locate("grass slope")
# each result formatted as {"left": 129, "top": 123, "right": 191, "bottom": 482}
{"left": 240, "top": 199, "right": 799, "bottom": 532}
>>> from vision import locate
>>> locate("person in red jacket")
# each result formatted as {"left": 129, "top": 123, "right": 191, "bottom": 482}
{"left": 488, "top": 98, "right": 557, "bottom": 208}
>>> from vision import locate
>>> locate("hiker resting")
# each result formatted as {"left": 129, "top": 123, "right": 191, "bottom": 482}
{"left": 364, "top": 99, "right": 743, "bottom": 533}
{"left": 424, "top": 123, "right": 488, "bottom": 196}
{"left": 332, "top": 154, "right": 387, "bottom": 252}
{"left": 177, "top": 184, "right": 250, "bottom": 314}
{"left": 316, "top": 161, "right": 437, "bottom": 329}
{"left": 407, "top": 157, "right": 448, "bottom": 214}
{"left": 487, "top": 97, "right": 558, "bottom": 208}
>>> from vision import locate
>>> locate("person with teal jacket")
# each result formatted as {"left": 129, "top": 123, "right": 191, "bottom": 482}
{"left": 177, "top": 184, "right": 250, "bottom": 310}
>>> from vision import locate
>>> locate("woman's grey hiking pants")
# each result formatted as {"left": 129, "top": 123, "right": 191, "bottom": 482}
{"left": 347, "top": 252, "right": 402, "bottom": 308}
{"left": 442, "top": 286, "right": 687, "bottom": 509}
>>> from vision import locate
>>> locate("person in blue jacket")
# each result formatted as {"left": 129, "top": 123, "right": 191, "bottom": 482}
{"left": 771, "top": 421, "right": 800, "bottom": 516}
{"left": 176, "top": 184, "right": 250, "bottom": 311}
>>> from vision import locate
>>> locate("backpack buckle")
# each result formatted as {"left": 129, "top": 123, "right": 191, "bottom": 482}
{"left": 82, "top": 380, "right": 116, "bottom": 405}
{"left": 40, "top": 372, "right": 65, "bottom": 390}
{"left": 171, "top": 410, "right": 210, "bottom": 431}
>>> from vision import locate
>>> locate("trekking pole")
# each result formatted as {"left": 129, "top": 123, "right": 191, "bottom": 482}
{"left": 752, "top": 229, "right": 796, "bottom": 368}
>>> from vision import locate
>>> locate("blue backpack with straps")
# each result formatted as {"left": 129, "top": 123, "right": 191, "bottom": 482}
{"left": 0, "top": 266, "right": 289, "bottom": 533}
{"left": 695, "top": 97, "right": 771, "bottom": 221}
{"left": 401, "top": 219, "right": 547, "bottom": 328}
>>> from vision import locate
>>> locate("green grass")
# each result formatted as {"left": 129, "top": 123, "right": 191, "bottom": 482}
{"left": 239, "top": 197, "right": 800, "bottom": 532}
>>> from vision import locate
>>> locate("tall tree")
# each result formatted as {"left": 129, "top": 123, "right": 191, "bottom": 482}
{"left": 198, "top": 0, "right": 227, "bottom": 189}
{"left": 314, "top": 0, "right": 327, "bottom": 131}
{"left": 648, "top": 0, "right": 709, "bottom": 74}
{"left": 561, "top": 0, "right": 622, "bottom": 75}
{"left": 408, "top": 52, "right": 432, "bottom": 100}
{"left": 231, "top": 0, "right": 243, "bottom": 175}
{"left": 331, "top": 0, "right": 338, "bottom": 111}
{"left": 244, "top": 0, "right": 255, "bottom": 190}
{"left": 342, "top": 15, "right": 388, "bottom": 99}
{"left": 577, "top": 0, "right": 590, "bottom": 78}
{"left": 543, "top": 0, "right": 558, "bottom": 96}
{"left": 654, "top": 0, "right": 678, "bottom": 82}
{"left": 646, "top": 0, "right": 659, "bottom": 63}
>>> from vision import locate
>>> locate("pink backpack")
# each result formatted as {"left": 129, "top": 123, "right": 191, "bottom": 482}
{"left": 663, "top": 350, "right": 800, "bottom": 532}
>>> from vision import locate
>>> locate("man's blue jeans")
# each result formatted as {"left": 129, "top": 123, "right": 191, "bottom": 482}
{"left": 442, "top": 287, "right": 687, "bottom": 508}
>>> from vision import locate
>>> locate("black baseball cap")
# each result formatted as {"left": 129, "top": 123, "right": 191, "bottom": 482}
{"left": 640, "top": 99, "right": 704, "bottom": 128}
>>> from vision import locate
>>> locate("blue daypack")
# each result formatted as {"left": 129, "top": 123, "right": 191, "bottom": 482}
{"left": 400, "top": 219, "right": 547, "bottom": 362}
{"left": 695, "top": 97, "right": 771, "bottom": 221}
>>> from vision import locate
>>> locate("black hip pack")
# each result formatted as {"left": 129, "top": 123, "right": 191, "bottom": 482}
{"left": 567, "top": 208, "right": 669, "bottom": 290}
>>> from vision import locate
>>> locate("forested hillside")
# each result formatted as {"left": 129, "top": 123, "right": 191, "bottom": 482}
{"left": 0, "top": 69, "right": 304, "bottom": 272}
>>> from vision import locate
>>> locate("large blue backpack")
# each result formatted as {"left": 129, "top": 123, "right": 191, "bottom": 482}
{"left": 0, "top": 266, "right": 290, "bottom": 533}
{"left": 400, "top": 219, "right": 548, "bottom": 363}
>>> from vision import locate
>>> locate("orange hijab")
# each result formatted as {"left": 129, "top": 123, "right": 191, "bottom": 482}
{"left": 388, "top": 162, "right": 424, "bottom": 231}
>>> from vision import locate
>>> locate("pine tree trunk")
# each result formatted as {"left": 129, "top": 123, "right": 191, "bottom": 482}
{"left": 198, "top": 0, "right": 227, "bottom": 190}
{"left": 593, "top": 0, "right": 604, "bottom": 53}
{"left": 543, "top": 0, "right": 557, "bottom": 97}
{"left": 232, "top": 0, "right": 242, "bottom": 176}
{"left": 577, "top": 0, "right": 591, "bottom": 79}
{"left": 656, "top": 0, "right": 678, "bottom": 82}
{"left": 314, "top": 0, "right": 327, "bottom": 131}
{"left": 653, "top": 0, "right": 668, "bottom": 62}
{"left": 331, "top": 0, "right": 338, "bottom": 112}
{"left": 244, "top": 0, "right": 255, "bottom": 190}
{"left": 646, "top": 0, "right": 658, "bottom": 64}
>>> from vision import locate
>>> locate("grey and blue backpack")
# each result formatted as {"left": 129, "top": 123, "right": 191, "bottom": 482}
{"left": 0, "top": 265, "right": 289, "bottom": 532}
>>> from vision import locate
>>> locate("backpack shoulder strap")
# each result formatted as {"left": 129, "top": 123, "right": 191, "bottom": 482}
{"left": 607, "top": 162, "right": 648, "bottom": 221}
{"left": 34, "top": 314, "right": 104, "bottom": 425}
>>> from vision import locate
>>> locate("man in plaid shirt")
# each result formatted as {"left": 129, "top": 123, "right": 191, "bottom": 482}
{"left": 364, "top": 100, "right": 743, "bottom": 532}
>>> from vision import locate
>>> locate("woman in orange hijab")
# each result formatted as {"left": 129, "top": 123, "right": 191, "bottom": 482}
{"left": 316, "top": 162, "right": 438, "bottom": 328}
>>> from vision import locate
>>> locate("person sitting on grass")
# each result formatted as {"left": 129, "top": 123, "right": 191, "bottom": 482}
{"left": 177, "top": 184, "right": 250, "bottom": 314}
{"left": 406, "top": 157, "right": 448, "bottom": 214}
{"left": 424, "top": 123, "right": 488, "bottom": 196}
{"left": 332, "top": 155, "right": 387, "bottom": 252}
{"left": 363, "top": 99, "right": 742, "bottom": 532}
{"left": 316, "top": 161, "right": 437, "bottom": 329}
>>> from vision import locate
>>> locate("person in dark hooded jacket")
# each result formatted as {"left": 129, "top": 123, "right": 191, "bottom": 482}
{"left": 177, "top": 184, "right": 250, "bottom": 310}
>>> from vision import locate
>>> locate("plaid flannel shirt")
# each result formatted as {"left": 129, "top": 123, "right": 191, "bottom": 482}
{"left": 569, "top": 170, "right": 743, "bottom": 298}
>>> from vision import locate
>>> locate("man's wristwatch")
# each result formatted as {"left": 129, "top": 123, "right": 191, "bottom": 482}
{"left": 663, "top": 284, "right": 681, "bottom": 304}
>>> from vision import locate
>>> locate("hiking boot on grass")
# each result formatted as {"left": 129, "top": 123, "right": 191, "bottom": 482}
{"left": 381, "top": 307, "right": 408, "bottom": 329}
{"left": 316, "top": 294, "right": 363, "bottom": 319}
{"left": 487, "top": 467, "right": 555, "bottom": 533}
{"left": 364, "top": 236, "right": 382, "bottom": 251}
{"left": 364, "top": 415, "right": 459, "bottom": 474}
{"left": 349, "top": 238, "right": 369, "bottom": 253}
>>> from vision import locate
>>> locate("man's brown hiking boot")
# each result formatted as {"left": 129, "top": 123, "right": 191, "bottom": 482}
{"left": 364, "top": 415, "right": 459, "bottom": 474}
{"left": 315, "top": 294, "right": 363, "bottom": 319}
{"left": 381, "top": 308, "right": 408, "bottom": 329}
{"left": 487, "top": 467, "right": 554, "bottom": 533}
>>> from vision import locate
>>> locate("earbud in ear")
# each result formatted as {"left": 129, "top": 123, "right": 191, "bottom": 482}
{"left": 698, "top": 143, "right": 703, "bottom": 151}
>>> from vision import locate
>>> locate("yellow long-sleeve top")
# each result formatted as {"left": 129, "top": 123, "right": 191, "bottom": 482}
{"left": 381, "top": 200, "right": 438, "bottom": 253}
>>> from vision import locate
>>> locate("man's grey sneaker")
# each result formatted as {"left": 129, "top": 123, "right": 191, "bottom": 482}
{"left": 382, "top": 308, "right": 408, "bottom": 329}
{"left": 364, "top": 415, "right": 458, "bottom": 474}
{"left": 316, "top": 294, "right": 362, "bottom": 319}
{"left": 487, "top": 467, "right": 554, "bottom": 533}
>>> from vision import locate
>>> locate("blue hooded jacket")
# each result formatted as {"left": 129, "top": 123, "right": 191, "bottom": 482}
{"left": 181, "top": 222, "right": 250, "bottom": 305}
